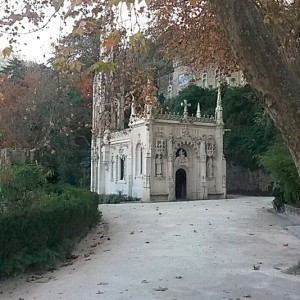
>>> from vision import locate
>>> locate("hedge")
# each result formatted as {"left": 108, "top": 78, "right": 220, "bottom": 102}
{"left": 0, "top": 187, "right": 101, "bottom": 277}
{"left": 98, "top": 193, "right": 141, "bottom": 204}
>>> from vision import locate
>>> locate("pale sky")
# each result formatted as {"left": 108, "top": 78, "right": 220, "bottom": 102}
{"left": 0, "top": 8, "right": 73, "bottom": 63}
{"left": 0, "top": 1, "right": 149, "bottom": 64}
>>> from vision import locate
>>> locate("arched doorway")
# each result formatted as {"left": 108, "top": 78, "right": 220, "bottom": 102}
{"left": 175, "top": 168, "right": 187, "bottom": 199}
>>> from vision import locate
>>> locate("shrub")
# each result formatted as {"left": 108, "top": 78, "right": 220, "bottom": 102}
{"left": 0, "top": 164, "right": 47, "bottom": 211}
{"left": 260, "top": 141, "right": 300, "bottom": 209}
{"left": 0, "top": 164, "right": 101, "bottom": 277}
{"left": 98, "top": 193, "right": 141, "bottom": 204}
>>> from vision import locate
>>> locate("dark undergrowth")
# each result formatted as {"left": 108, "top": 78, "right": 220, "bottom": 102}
{"left": 0, "top": 164, "right": 101, "bottom": 278}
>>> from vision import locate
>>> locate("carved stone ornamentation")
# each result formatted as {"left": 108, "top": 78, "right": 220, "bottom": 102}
{"left": 206, "top": 138, "right": 215, "bottom": 158}
{"left": 175, "top": 149, "right": 188, "bottom": 166}
{"left": 155, "top": 153, "right": 163, "bottom": 176}
{"left": 155, "top": 140, "right": 165, "bottom": 155}
{"left": 207, "top": 157, "right": 214, "bottom": 178}
{"left": 91, "top": 80, "right": 226, "bottom": 201}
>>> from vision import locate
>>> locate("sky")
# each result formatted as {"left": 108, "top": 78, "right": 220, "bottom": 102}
{"left": 0, "top": 8, "right": 72, "bottom": 63}
{"left": 0, "top": 1, "right": 148, "bottom": 64}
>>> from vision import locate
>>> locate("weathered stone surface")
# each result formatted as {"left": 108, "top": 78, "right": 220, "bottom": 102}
{"left": 227, "top": 164, "right": 273, "bottom": 195}
{"left": 91, "top": 89, "right": 226, "bottom": 202}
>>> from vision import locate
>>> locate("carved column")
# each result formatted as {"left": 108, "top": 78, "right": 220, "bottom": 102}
{"left": 142, "top": 123, "right": 152, "bottom": 202}
{"left": 127, "top": 143, "right": 133, "bottom": 196}
{"left": 200, "top": 140, "right": 207, "bottom": 199}
{"left": 167, "top": 135, "right": 175, "bottom": 201}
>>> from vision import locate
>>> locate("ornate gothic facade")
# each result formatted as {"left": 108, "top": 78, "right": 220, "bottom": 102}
{"left": 91, "top": 75, "right": 226, "bottom": 201}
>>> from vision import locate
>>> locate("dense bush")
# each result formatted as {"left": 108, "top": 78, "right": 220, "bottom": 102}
{"left": 0, "top": 164, "right": 101, "bottom": 277}
{"left": 260, "top": 141, "right": 300, "bottom": 210}
{"left": 98, "top": 193, "right": 141, "bottom": 204}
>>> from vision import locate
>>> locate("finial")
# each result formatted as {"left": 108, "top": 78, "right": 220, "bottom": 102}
{"left": 131, "top": 95, "right": 136, "bottom": 117}
{"left": 196, "top": 103, "right": 201, "bottom": 118}
{"left": 217, "top": 86, "right": 222, "bottom": 108}
{"left": 215, "top": 86, "right": 223, "bottom": 125}
{"left": 129, "top": 94, "right": 136, "bottom": 125}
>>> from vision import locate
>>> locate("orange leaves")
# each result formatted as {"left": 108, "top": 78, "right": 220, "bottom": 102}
{"left": 153, "top": 0, "right": 236, "bottom": 72}
{"left": 76, "top": 74, "right": 93, "bottom": 101}
{"left": 1, "top": 47, "right": 13, "bottom": 58}
{"left": 103, "top": 31, "right": 122, "bottom": 50}
{"left": 189, "top": 0, "right": 199, "bottom": 6}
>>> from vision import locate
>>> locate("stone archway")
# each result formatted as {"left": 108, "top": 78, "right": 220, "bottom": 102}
{"left": 175, "top": 168, "right": 187, "bottom": 199}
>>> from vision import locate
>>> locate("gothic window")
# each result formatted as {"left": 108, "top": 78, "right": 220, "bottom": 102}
{"left": 178, "top": 73, "right": 194, "bottom": 87}
{"left": 140, "top": 147, "right": 143, "bottom": 175}
{"left": 136, "top": 144, "right": 143, "bottom": 175}
{"left": 120, "top": 156, "right": 126, "bottom": 180}
{"left": 176, "top": 148, "right": 187, "bottom": 158}
{"left": 167, "top": 84, "right": 172, "bottom": 98}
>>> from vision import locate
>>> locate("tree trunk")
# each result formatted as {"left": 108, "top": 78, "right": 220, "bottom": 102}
{"left": 209, "top": 0, "right": 300, "bottom": 177}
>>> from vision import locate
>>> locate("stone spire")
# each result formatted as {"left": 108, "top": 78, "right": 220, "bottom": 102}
{"left": 196, "top": 103, "right": 201, "bottom": 118}
{"left": 129, "top": 95, "right": 136, "bottom": 125}
{"left": 145, "top": 78, "right": 153, "bottom": 118}
{"left": 215, "top": 86, "right": 223, "bottom": 125}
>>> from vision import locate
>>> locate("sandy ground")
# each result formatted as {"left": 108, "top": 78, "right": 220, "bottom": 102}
{"left": 1, "top": 196, "right": 300, "bottom": 300}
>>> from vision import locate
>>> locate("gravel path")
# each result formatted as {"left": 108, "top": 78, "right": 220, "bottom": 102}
{"left": 1, "top": 196, "right": 300, "bottom": 300}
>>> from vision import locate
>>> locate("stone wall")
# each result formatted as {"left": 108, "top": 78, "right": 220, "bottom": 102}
{"left": 0, "top": 148, "right": 35, "bottom": 167}
{"left": 227, "top": 163, "right": 273, "bottom": 195}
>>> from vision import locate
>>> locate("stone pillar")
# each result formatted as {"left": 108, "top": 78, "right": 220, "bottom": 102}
{"left": 215, "top": 126, "right": 225, "bottom": 197}
{"left": 200, "top": 140, "right": 207, "bottom": 199}
{"left": 127, "top": 143, "right": 133, "bottom": 196}
{"left": 142, "top": 124, "right": 152, "bottom": 202}
{"left": 222, "top": 155, "right": 227, "bottom": 198}
{"left": 143, "top": 149, "right": 151, "bottom": 202}
{"left": 167, "top": 136, "right": 175, "bottom": 201}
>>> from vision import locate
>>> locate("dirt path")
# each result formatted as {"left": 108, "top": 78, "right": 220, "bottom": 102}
{"left": 1, "top": 197, "right": 300, "bottom": 300}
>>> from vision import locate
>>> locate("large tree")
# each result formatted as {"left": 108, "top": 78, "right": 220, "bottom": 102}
{"left": 1, "top": 0, "right": 300, "bottom": 176}
{"left": 209, "top": 0, "right": 300, "bottom": 176}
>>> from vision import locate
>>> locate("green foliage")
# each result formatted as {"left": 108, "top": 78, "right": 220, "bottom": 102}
{"left": 98, "top": 194, "right": 141, "bottom": 204}
{"left": 0, "top": 164, "right": 47, "bottom": 211}
{"left": 40, "top": 130, "right": 91, "bottom": 187}
{"left": 87, "top": 60, "right": 117, "bottom": 74}
{"left": 66, "top": 86, "right": 83, "bottom": 105}
{"left": 0, "top": 164, "right": 100, "bottom": 277}
{"left": 222, "top": 85, "right": 278, "bottom": 169}
{"left": 163, "top": 84, "right": 216, "bottom": 117}
{"left": 0, "top": 57, "right": 26, "bottom": 82}
{"left": 260, "top": 140, "right": 300, "bottom": 209}
{"left": 35, "top": 83, "right": 92, "bottom": 187}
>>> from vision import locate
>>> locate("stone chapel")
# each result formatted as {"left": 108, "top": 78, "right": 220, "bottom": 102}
{"left": 91, "top": 75, "right": 226, "bottom": 202}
